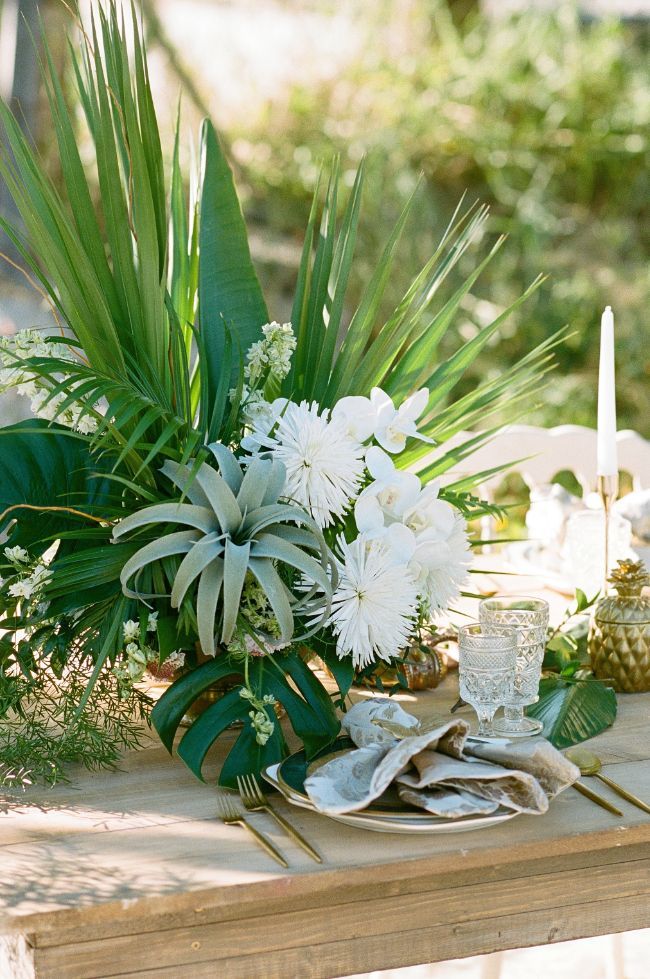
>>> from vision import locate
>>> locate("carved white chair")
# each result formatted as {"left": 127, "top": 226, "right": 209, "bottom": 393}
{"left": 432, "top": 425, "right": 650, "bottom": 499}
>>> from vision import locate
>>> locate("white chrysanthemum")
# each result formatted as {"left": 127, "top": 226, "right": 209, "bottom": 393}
{"left": 269, "top": 401, "right": 365, "bottom": 528}
{"left": 328, "top": 536, "right": 419, "bottom": 669}
{"left": 409, "top": 511, "right": 472, "bottom": 614}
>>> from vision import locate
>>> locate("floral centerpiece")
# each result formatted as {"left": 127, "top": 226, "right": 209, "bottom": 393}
{"left": 0, "top": 4, "right": 560, "bottom": 786}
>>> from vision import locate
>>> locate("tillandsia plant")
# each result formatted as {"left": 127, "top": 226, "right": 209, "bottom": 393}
{"left": 0, "top": 2, "right": 564, "bottom": 786}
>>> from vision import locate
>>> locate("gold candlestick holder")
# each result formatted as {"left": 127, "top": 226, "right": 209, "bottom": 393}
{"left": 598, "top": 473, "right": 619, "bottom": 593}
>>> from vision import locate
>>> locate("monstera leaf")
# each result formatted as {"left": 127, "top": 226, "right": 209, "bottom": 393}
{"left": 527, "top": 676, "right": 617, "bottom": 749}
{"left": 113, "top": 443, "right": 335, "bottom": 653}
{"left": 151, "top": 649, "right": 340, "bottom": 786}
{"left": 0, "top": 420, "right": 111, "bottom": 555}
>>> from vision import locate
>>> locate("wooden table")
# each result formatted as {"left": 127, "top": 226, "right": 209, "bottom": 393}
{"left": 1, "top": 675, "right": 650, "bottom": 979}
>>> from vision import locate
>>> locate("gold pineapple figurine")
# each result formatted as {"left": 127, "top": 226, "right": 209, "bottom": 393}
{"left": 589, "top": 559, "right": 650, "bottom": 692}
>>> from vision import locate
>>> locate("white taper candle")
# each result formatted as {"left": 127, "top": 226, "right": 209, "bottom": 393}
{"left": 597, "top": 305, "right": 618, "bottom": 477}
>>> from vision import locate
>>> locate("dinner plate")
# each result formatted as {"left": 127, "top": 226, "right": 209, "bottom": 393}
{"left": 263, "top": 763, "right": 518, "bottom": 833}
{"left": 277, "top": 738, "right": 438, "bottom": 820}
{"left": 263, "top": 739, "right": 520, "bottom": 835}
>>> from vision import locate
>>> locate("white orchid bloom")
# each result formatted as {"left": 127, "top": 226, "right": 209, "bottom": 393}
{"left": 360, "top": 521, "right": 417, "bottom": 567}
{"left": 370, "top": 387, "right": 433, "bottom": 454}
{"left": 331, "top": 395, "right": 377, "bottom": 442}
{"left": 408, "top": 512, "right": 472, "bottom": 613}
{"left": 403, "top": 482, "right": 457, "bottom": 540}
{"left": 355, "top": 447, "right": 421, "bottom": 533}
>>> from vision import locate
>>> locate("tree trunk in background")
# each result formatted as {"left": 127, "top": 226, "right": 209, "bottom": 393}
{"left": 448, "top": 0, "right": 479, "bottom": 26}
{"left": 0, "top": 0, "right": 41, "bottom": 280}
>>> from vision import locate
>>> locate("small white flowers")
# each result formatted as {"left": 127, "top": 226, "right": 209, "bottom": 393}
{"left": 4, "top": 545, "right": 30, "bottom": 564}
{"left": 239, "top": 687, "right": 277, "bottom": 745}
{"left": 244, "top": 321, "right": 296, "bottom": 387}
{"left": 268, "top": 401, "right": 366, "bottom": 528}
{"left": 8, "top": 578, "right": 36, "bottom": 600}
{"left": 4, "top": 553, "right": 52, "bottom": 603}
{"left": 0, "top": 329, "right": 98, "bottom": 434}
{"left": 123, "top": 619, "right": 139, "bottom": 643}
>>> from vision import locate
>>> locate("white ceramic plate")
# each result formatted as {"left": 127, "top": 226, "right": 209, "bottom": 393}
{"left": 263, "top": 764, "right": 519, "bottom": 835}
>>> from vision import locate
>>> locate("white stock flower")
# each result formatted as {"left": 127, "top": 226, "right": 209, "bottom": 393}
{"left": 4, "top": 545, "right": 29, "bottom": 564}
{"left": 370, "top": 387, "right": 433, "bottom": 454}
{"left": 355, "top": 447, "right": 421, "bottom": 533}
{"left": 244, "top": 321, "right": 295, "bottom": 387}
{"left": 267, "top": 401, "right": 365, "bottom": 528}
{"left": 240, "top": 396, "right": 288, "bottom": 453}
{"left": 8, "top": 579, "right": 35, "bottom": 600}
{"left": 0, "top": 330, "right": 99, "bottom": 434}
{"left": 147, "top": 611, "right": 158, "bottom": 632}
{"left": 123, "top": 620, "right": 139, "bottom": 642}
{"left": 327, "top": 535, "right": 418, "bottom": 669}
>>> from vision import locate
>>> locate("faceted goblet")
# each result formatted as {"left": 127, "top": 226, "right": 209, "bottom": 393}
{"left": 457, "top": 624, "right": 518, "bottom": 738}
{"left": 479, "top": 597, "right": 550, "bottom": 738}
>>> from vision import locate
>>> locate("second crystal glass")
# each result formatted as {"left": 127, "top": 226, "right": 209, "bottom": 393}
{"left": 479, "top": 596, "right": 550, "bottom": 738}
{"left": 457, "top": 624, "right": 518, "bottom": 737}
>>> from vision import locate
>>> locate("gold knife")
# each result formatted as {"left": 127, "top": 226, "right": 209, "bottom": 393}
{"left": 572, "top": 780, "right": 623, "bottom": 817}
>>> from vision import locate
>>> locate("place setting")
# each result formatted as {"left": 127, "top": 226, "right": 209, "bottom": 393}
{"left": 206, "top": 591, "right": 649, "bottom": 852}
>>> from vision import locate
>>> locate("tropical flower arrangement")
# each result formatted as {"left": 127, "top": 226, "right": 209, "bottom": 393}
{"left": 0, "top": 4, "right": 561, "bottom": 786}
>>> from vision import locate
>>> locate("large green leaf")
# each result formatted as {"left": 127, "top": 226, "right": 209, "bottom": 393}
{"left": 198, "top": 120, "right": 268, "bottom": 416}
{"left": 527, "top": 676, "right": 617, "bottom": 749}
{"left": 0, "top": 420, "right": 111, "bottom": 554}
{"left": 218, "top": 718, "right": 287, "bottom": 789}
{"left": 151, "top": 649, "right": 340, "bottom": 781}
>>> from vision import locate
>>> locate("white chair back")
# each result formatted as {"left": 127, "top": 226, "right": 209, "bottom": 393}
{"left": 430, "top": 425, "right": 650, "bottom": 498}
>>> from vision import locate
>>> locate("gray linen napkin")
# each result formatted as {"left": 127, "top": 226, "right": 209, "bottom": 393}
{"left": 303, "top": 700, "right": 579, "bottom": 817}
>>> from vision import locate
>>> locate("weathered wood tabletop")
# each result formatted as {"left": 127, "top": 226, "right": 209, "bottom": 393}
{"left": 1, "top": 669, "right": 649, "bottom": 979}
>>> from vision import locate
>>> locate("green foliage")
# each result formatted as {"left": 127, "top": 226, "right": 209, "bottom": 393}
{"left": 527, "top": 675, "right": 617, "bottom": 750}
{"left": 0, "top": 420, "right": 112, "bottom": 554}
{"left": 199, "top": 119, "right": 269, "bottom": 417}
{"left": 151, "top": 650, "right": 340, "bottom": 786}
{"left": 233, "top": 2, "right": 650, "bottom": 437}
{"left": 532, "top": 589, "right": 614, "bottom": 748}
{"left": 0, "top": 658, "right": 152, "bottom": 787}
{"left": 282, "top": 162, "right": 564, "bottom": 487}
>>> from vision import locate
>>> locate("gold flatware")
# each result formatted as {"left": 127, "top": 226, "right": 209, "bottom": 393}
{"left": 237, "top": 773, "right": 322, "bottom": 863}
{"left": 216, "top": 792, "right": 288, "bottom": 867}
{"left": 566, "top": 747, "right": 650, "bottom": 815}
{"left": 571, "top": 780, "right": 623, "bottom": 817}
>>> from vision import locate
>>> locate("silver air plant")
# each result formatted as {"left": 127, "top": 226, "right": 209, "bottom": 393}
{"left": 112, "top": 445, "right": 336, "bottom": 657}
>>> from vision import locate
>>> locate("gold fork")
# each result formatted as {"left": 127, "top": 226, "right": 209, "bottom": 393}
{"left": 216, "top": 792, "right": 288, "bottom": 867}
{"left": 237, "top": 773, "right": 322, "bottom": 864}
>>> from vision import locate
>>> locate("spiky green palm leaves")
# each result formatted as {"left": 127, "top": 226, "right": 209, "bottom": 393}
{"left": 112, "top": 445, "right": 335, "bottom": 656}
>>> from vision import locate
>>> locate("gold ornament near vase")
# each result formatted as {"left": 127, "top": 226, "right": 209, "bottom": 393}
{"left": 589, "top": 559, "right": 650, "bottom": 693}
{"left": 363, "top": 632, "right": 451, "bottom": 691}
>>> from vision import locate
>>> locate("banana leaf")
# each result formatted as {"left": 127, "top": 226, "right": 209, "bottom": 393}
{"left": 527, "top": 676, "right": 617, "bottom": 749}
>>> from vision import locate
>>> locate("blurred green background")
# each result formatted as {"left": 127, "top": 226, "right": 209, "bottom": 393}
{"left": 1, "top": 0, "right": 648, "bottom": 435}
